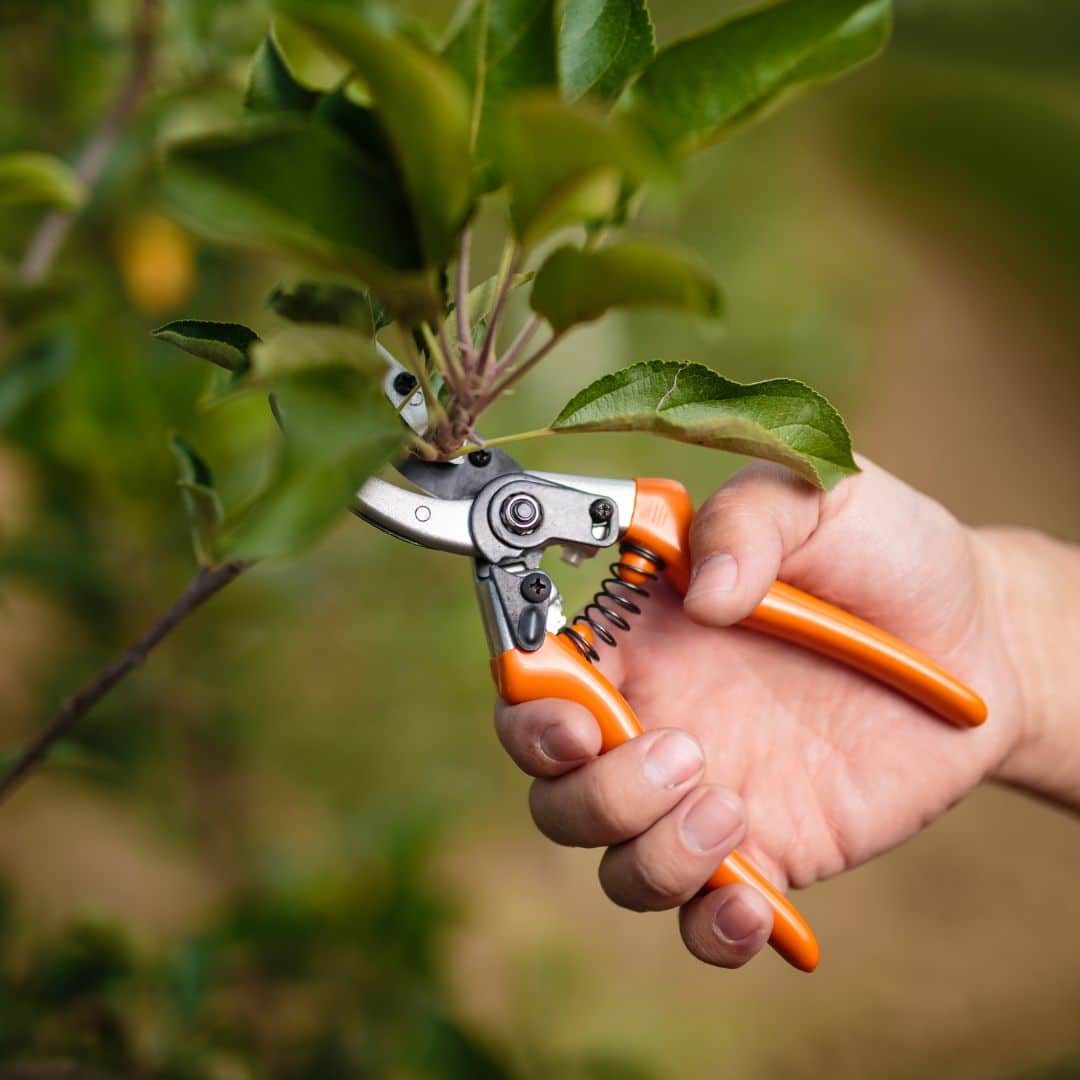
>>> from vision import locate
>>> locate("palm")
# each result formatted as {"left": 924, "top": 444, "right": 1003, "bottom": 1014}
{"left": 600, "top": 576, "right": 1017, "bottom": 890}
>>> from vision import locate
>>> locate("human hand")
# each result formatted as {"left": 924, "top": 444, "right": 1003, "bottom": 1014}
{"left": 494, "top": 457, "right": 1038, "bottom": 968}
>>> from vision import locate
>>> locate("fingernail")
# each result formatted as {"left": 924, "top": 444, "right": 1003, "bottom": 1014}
{"left": 687, "top": 554, "right": 738, "bottom": 601}
{"left": 642, "top": 731, "right": 703, "bottom": 789}
{"left": 540, "top": 725, "right": 589, "bottom": 763}
{"left": 681, "top": 789, "right": 743, "bottom": 853}
{"left": 713, "top": 893, "right": 764, "bottom": 944}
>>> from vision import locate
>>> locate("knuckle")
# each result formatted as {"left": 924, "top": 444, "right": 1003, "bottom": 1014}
{"left": 580, "top": 770, "right": 632, "bottom": 842}
{"left": 629, "top": 849, "right": 692, "bottom": 910}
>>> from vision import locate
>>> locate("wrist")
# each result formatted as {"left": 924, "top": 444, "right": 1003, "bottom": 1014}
{"left": 976, "top": 526, "right": 1080, "bottom": 809}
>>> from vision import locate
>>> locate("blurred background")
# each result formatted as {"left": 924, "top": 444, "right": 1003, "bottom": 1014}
{"left": 1, "top": 0, "right": 1079, "bottom": 1075}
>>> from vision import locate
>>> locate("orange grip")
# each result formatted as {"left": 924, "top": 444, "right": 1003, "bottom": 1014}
{"left": 627, "top": 479, "right": 987, "bottom": 728}
{"left": 745, "top": 583, "right": 987, "bottom": 727}
{"left": 493, "top": 634, "right": 821, "bottom": 973}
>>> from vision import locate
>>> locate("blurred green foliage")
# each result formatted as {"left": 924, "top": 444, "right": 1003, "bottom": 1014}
{"left": 0, "top": 1, "right": 1079, "bottom": 1077}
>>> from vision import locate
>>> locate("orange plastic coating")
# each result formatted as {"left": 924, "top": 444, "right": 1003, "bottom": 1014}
{"left": 745, "top": 583, "right": 987, "bottom": 727}
{"left": 493, "top": 634, "right": 821, "bottom": 973}
{"left": 629, "top": 479, "right": 987, "bottom": 728}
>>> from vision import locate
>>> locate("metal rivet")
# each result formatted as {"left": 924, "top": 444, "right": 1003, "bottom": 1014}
{"left": 500, "top": 493, "right": 543, "bottom": 535}
{"left": 393, "top": 371, "right": 418, "bottom": 396}
{"left": 415, "top": 505, "right": 431, "bottom": 522}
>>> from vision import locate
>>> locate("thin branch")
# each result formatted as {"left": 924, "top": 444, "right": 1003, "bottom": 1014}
{"left": 455, "top": 228, "right": 473, "bottom": 362}
{"left": 476, "top": 241, "right": 517, "bottom": 377}
{"left": 18, "top": 0, "right": 161, "bottom": 283}
{"left": 0, "top": 559, "right": 250, "bottom": 804}
{"left": 451, "top": 428, "right": 555, "bottom": 457}
{"left": 491, "top": 314, "right": 541, "bottom": 379}
{"left": 485, "top": 331, "right": 563, "bottom": 403}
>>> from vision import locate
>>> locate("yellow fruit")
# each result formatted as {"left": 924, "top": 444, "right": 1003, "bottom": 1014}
{"left": 116, "top": 212, "right": 195, "bottom": 315}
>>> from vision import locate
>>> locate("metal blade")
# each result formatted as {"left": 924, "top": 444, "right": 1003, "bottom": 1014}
{"left": 396, "top": 447, "right": 522, "bottom": 500}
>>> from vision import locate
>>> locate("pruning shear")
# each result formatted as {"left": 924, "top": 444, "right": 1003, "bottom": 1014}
{"left": 354, "top": 355, "right": 988, "bottom": 973}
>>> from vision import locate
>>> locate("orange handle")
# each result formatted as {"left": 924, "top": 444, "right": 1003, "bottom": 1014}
{"left": 628, "top": 479, "right": 987, "bottom": 728}
{"left": 493, "top": 634, "right": 821, "bottom": 972}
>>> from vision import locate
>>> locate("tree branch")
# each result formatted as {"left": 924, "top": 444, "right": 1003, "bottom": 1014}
{"left": 18, "top": 0, "right": 161, "bottom": 283}
{"left": 0, "top": 559, "right": 250, "bottom": 804}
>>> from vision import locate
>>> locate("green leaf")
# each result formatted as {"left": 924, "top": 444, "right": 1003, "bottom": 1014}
{"left": 267, "top": 14, "right": 354, "bottom": 91}
{"left": 551, "top": 360, "right": 858, "bottom": 489}
{"left": 624, "top": 0, "right": 891, "bottom": 154}
{"left": 268, "top": 280, "right": 391, "bottom": 334}
{"left": 531, "top": 241, "right": 721, "bottom": 333}
{"left": 248, "top": 325, "right": 385, "bottom": 386}
{"left": 497, "top": 94, "right": 672, "bottom": 246}
{"left": 245, "top": 34, "right": 321, "bottom": 116}
{"left": 162, "top": 120, "right": 438, "bottom": 322}
{"left": 152, "top": 320, "right": 260, "bottom": 373}
{"left": 442, "top": 0, "right": 558, "bottom": 179}
{"left": 169, "top": 435, "right": 225, "bottom": 566}
{"left": 275, "top": 1, "right": 474, "bottom": 265}
{"left": 559, "top": 0, "right": 655, "bottom": 104}
{"left": 223, "top": 369, "right": 402, "bottom": 560}
{"left": 0, "top": 151, "right": 85, "bottom": 210}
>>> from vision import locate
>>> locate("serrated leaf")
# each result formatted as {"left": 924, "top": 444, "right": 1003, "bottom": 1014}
{"left": 222, "top": 369, "right": 402, "bottom": 560}
{"left": 442, "top": 0, "right": 558, "bottom": 181}
{"left": 497, "top": 93, "right": 673, "bottom": 246}
{"left": 559, "top": 0, "right": 655, "bottom": 104}
{"left": 169, "top": 435, "right": 225, "bottom": 566}
{"left": 152, "top": 320, "right": 260, "bottom": 373}
{"left": 162, "top": 120, "right": 438, "bottom": 322}
{"left": 624, "top": 0, "right": 891, "bottom": 154}
{"left": 0, "top": 151, "right": 85, "bottom": 210}
{"left": 245, "top": 34, "right": 321, "bottom": 116}
{"left": 531, "top": 241, "right": 721, "bottom": 333}
{"left": 275, "top": 1, "right": 473, "bottom": 265}
{"left": 551, "top": 360, "right": 858, "bottom": 489}
{"left": 268, "top": 280, "right": 390, "bottom": 334}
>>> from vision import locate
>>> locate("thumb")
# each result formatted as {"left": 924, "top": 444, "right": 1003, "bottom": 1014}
{"left": 683, "top": 462, "right": 825, "bottom": 627}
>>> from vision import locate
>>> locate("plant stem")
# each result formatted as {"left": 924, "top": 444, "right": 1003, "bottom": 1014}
{"left": 476, "top": 240, "right": 517, "bottom": 376}
{"left": 451, "top": 428, "right": 555, "bottom": 457}
{"left": 487, "top": 331, "right": 563, "bottom": 401}
{"left": 455, "top": 228, "right": 473, "bottom": 363}
{"left": 18, "top": 0, "right": 161, "bottom": 283}
{"left": 0, "top": 558, "right": 250, "bottom": 804}
{"left": 492, "top": 314, "right": 541, "bottom": 378}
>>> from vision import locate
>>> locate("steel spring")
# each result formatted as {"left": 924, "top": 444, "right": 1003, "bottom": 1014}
{"left": 558, "top": 542, "right": 665, "bottom": 663}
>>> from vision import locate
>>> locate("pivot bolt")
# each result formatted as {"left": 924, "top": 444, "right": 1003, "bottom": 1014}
{"left": 393, "top": 371, "right": 418, "bottom": 397}
{"left": 500, "top": 493, "right": 543, "bottom": 535}
{"left": 589, "top": 499, "right": 615, "bottom": 525}
{"left": 520, "top": 572, "right": 551, "bottom": 603}
{"left": 468, "top": 449, "right": 492, "bottom": 468}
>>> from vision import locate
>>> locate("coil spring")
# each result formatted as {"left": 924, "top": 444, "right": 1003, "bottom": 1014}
{"left": 558, "top": 542, "right": 665, "bottom": 663}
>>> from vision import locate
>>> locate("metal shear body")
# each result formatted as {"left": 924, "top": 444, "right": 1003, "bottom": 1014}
{"left": 352, "top": 360, "right": 988, "bottom": 973}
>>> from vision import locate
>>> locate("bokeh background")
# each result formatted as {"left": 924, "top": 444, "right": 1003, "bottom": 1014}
{"left": 1, "top": 0, "right": 1079, "bottom": 1076}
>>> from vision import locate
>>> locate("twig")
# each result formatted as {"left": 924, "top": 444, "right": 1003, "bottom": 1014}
{"left": 18, "top": 0, "right": 161, "bottom": 283}
{"left": 476, "top": 242, "right": 517, "bottom": 376}
{"left": 0, "top": 559, "right": 250, "bottom": 804}
{"left": 485, "top": 331, "right": 563, "bottom": 403}
{"left": 451, "top": 428, "right": 554, "bottom": 457}
{"left": 492, "top": 314, "right": 541, "bottom": 379}
{"left": 455, "top": 228, "right": 472, "bottom": 363}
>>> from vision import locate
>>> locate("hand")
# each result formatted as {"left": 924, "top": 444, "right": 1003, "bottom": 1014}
{"left": 494, "top": 457, "right": 1038, "bottom": 969}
